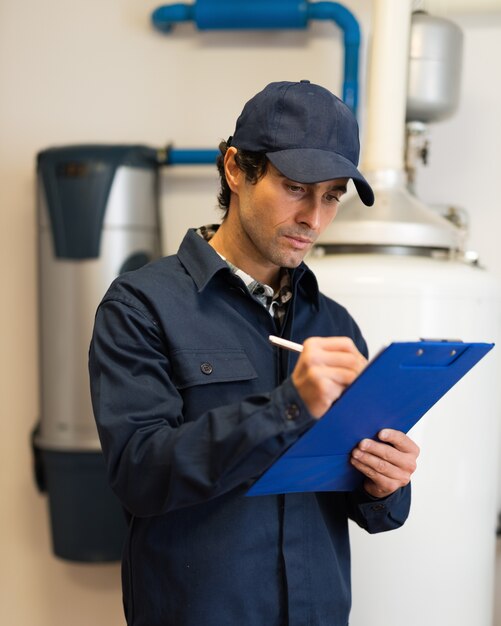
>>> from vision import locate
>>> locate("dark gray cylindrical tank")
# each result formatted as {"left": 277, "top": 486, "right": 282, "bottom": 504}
{"left": 33, "top": 144, "right": 161, "bottom": 561}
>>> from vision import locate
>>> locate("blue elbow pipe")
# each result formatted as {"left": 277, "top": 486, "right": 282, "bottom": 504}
{"left": 151, "top": 4, "right": 194, "bottom": 33}
{"left": 151, "top": 0, "right": 361, "bottom": 114}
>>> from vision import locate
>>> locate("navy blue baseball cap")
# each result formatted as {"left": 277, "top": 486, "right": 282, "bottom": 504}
{"left": 229, "top": 80, "right": 374, "bottom": 206}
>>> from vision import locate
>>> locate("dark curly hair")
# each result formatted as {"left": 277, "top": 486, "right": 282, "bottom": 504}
{"left": 216, "top": 140, "right": 269, "bottom": 218}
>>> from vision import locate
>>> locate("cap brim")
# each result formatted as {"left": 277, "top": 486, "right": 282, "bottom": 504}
{"left": 267, "top": 148, "right": 374, "bottom": 207}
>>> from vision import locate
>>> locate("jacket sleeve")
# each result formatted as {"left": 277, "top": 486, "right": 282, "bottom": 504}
{"left": 345, "top": 484, "right": 411, "bottom": 533}
{"left": 89, "top": 299, "right": 315, "bottom": 517}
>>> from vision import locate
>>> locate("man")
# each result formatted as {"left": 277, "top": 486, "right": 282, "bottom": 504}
{"left": 89, "top": 80, "right": 419, "bottom": 626}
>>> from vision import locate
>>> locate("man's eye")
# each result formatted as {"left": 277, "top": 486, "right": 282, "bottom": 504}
{"left": 287, "top": 184, "right": 304, "bottom": 193}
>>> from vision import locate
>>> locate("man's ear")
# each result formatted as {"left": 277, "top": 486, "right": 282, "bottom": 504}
{"left": 224, "top": 147, "right": 242, "bottom": 194}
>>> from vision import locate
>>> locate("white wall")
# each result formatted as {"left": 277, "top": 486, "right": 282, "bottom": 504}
{"left": 1, "top": 1, "right": 500, "bottom": 625}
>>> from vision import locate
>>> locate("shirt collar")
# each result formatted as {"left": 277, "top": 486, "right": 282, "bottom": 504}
{"left": 196, "top": 224, "right": 286, "bottom": 300}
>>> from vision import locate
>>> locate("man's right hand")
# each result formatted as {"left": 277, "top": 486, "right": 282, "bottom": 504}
{"left": 291, "top": 336, "right": 367, "bottom": 419}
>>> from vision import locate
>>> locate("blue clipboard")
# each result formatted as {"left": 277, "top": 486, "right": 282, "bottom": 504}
{"left": 247, "top": 340, "right": 494, "bottom": 496}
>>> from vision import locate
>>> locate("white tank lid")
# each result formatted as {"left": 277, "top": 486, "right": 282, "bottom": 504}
{"left": 317, "top": 169, "right": 462, "bottom": 251}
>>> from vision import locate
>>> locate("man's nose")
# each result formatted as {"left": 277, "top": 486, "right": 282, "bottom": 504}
{"left": 296, "top": 196, "right": 322, "bottom": 230}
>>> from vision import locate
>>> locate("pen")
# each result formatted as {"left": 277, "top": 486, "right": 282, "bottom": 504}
{"left": 268, "top": 335, "right": 304, "bottom": 353}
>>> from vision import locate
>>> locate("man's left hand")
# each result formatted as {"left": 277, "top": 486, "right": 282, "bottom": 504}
{"left": 350, "top": 429, "right": 420, "bottom": 499}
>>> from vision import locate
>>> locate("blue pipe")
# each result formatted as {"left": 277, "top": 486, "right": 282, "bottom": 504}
{"left": 152, "top": 1, "right": 307, "bottom": 31}
{"left": 307, "top": 2, "right": 360, "bottom": 113}
{"left": 152, "top": 3, "right": 195, "bottom": 32}
{"left": 166, "top": 148, "right": 219, "bottom": 165}
{"left": 151, "top": 0, "right": 361, "bottom": 114}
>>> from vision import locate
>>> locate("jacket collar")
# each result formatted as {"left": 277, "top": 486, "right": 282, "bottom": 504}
{"left": 177, "top": 229, "right": 230, "bottom": 292}
{"left": 177, "top": 228, "right": 320, "bottom": 310}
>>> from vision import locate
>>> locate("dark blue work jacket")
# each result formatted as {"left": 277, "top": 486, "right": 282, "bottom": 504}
{"left": 89, "top": 228, "right": 411, "bottom": 626}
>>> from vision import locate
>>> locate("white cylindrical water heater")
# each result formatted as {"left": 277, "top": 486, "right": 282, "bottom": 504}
{"left": 306, "top": 249, "right": 500, "bottom": 626}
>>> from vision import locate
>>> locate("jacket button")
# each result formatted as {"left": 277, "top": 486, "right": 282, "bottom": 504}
{"left": 200, "top": 362, "right": 213, "bottom": 375}
{"left": 285, "top": 403, "right": 300, "bottom": 420}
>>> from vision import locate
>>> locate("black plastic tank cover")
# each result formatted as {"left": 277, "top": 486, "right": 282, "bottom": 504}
{"left": 37, "top": 145, "right": 158, "bottom": 260}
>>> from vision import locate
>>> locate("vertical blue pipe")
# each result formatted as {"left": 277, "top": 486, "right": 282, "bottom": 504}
{"left": 306, "top": 2, "right": 360, "bottom": 113}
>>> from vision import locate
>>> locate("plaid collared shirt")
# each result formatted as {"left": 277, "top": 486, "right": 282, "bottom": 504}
{"left": 197, "top": 224, "right": 292, "bottom": 327}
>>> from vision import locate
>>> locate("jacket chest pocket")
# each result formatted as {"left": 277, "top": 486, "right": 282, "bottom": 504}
{"left": 171, "top": 348, "right": 258, "bottom": 390}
